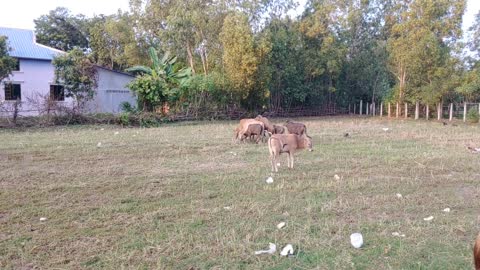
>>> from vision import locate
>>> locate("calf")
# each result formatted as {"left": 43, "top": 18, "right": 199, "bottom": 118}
{"left": 284, "top": 120, "right": 307, "bottom": 135}
{"left": 255, "top": 115, "right": 275, "bottom": 133}
{"left": 234, "top": 119, "right": 265, "bottom": 142}
{"left": 268, "top": 133, "right": 313, "bottom": 172}
{"left": 242, "top": 123, "right": 264, "bottom": 143}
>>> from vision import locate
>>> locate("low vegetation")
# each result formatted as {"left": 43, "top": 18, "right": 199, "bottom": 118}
{"left": 1, "top": 117, "right": 480, "bottom": 269}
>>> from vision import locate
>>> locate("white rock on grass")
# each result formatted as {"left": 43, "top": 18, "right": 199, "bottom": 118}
{"left": 223, "top": 206, "right": 232, "bottom": 210}
{"left": 350, "top": 233, "right": 363, "bottom": 248}
{"left": 423, "top": 216, "right": 434, "bottom": 221}
{"left": 266, "top": 177, "right": 274, "bottom": 184}
{"left": 277, "top": 163, "right": 281, "bottom": 167}
{"left": 280, "top": 244, "right": 294, "bottom": 256}
{"left": 392, "top": 232, "right": 405, "bottom": 237}
{"left": 334, "top": 174, "right": 340, "bottom": 180}
{"left": 97, "top": 142, "right": 102, "bottom": 148}
{"left": 277, "top": 222, "right": 286, "bottom": 229}
{"left": 39, "top": 217, "right": 47, "bottom": 222}
{"left": 396, "top": 193, "right": 403, "bottom": 198}
{"left": 114, "top": 131, "right": 119, "bottom": 135}
{"left": 443, "top": 208, "right": 451, "bottom": 213}
{"left": 254, "top": 243, "right": 276, "bottom": 255}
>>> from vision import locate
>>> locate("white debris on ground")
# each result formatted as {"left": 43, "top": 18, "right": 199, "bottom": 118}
{"left": 423, "top": 216, "right": 434, "bottom": 221}
{"left": 229, "top": 151, "right": 237, "bottom": 156}
{"left": 277, "top": 222, "right": 286, "bottom": 229}
{"left": 254, "top": 243, "right": 277, "bottom": 255}
{"left": 396, "top": 193, "right": 403, "bottom": 198}
{"left": 392, "top": 232, "right": 405, "bottom": 237}
{"left": 39, "top": 217, "right": 47, "bottom": 221}
{"left": 382, "top": 127, "right": 390, "bottom": 132}
{"left": 266, "top": 177, "right": 274, "bottom": 184}
{"left": 277, "top": 163, "right": 281, "bottom": 167}
{"left": 280, "top": 244, "right": 294, "bottom": 256}
{"left": 97, "top": 142, "right": 102, "bottom": 148}
{"left": 100, "top": 128, "right": 105, "bottom": 131}
{"left": 223, "top": 206, "right": 232, "bottom": 210}
{"left": 334, "top": 174, "right": 340, "bottom": 180}
{"left": 443, "top": 208, "right": 451, "bottom": 213}
{"left": 114, "top": 131, "right": 119, "bottom": 135}
{"left": 350, "top": 233, "right": 363, "bottom": 248}
{"left": 467, "top": 146, "right": 480, "bottom": 153}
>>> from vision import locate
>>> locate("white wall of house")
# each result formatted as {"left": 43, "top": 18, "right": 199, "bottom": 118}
{"left": 86, "top": 67, "right": 136, "bottom": 114}
{"left": 0, "top": 58, "right": 74, "bottom": 116}
{"left": 0, "top": 60, "right": 135, "bottom": 116}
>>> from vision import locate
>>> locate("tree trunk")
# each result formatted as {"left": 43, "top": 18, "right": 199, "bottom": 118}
{"left": 186, "top": 41, "right": 196, "bottom": 74}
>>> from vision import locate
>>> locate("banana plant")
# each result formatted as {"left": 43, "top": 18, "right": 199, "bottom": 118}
{"left": 126, "top": 47, "right": 191, "bottom": 111}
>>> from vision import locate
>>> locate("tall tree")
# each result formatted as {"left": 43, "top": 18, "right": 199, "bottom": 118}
{"left": 219, "top": 12, "right": 259, "bottom": 101}
{"left": 89, "top": 12, "right": 146, "bottom": 70}
{"left": 387, "top": 0, "right": 465, "bottom": 103}
{"left": 34, "top": 7, "right": 89, "bottom": 51}
{"left": 0, "top": 36, "right": 17, "bottom": 81}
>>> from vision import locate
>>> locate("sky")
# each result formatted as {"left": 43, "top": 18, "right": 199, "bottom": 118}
{"left": 0, "top": 0, "right": 479, "bottom": 32}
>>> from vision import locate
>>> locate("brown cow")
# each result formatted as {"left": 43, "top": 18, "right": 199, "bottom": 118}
{"left": 267, "top": 133, "right": 313, "bottom": 172}
{"left": 284, "top": 120, "right": 307, "bottom": 135}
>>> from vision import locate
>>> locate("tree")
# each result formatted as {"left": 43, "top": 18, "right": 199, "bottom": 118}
{"left": 387, "top": 0, "right": 465, "bottom": 103}
{"left": 34, "top": 7, "right": 89, "bottom": 51}
{"left": 89, "top": 12, "right": 147, "bottom": 70}
{"left": 52, "top": 49, "right": 98, "bottom": 111}
{"left": 220, "top": 12, "right": 258, "bottom": 100}
{"left": 0, "top": 36, "right": 17, "bottom": 81}
{"left": 126, "top": 47, "right": 191, "bottom": 112}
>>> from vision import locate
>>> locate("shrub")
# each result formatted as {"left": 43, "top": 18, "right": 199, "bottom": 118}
{"left": 467, "top": 107, "right": 479, "bottom": 123}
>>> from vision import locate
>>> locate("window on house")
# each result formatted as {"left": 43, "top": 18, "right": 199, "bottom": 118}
{"left": 50, "top": 85, "right": 65, "bottom": 101}
{"left": 4, "top": 83, "right": 21, "bottom": 101}
{"left": 11, "top": 58, "right": 20, "bottom": 71}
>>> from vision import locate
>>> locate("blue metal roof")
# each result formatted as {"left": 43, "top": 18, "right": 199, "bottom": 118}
{"left": 0, "top": 27, "right": 64, "bottom": 60}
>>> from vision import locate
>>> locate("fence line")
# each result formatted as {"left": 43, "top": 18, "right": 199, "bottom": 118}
{"left": 350, "top": 101, "right": 480, "bottom": 123}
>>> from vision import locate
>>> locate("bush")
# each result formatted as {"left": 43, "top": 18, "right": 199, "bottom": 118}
{"left": 467, "top": 107, "right": 479, "bottom": 123}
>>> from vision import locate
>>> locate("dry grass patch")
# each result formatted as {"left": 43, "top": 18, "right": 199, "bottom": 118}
{"left": 1, "top": 117, "right": 480, "bottom": 269}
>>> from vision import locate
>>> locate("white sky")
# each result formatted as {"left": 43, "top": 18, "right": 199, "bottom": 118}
{"left": 0, "top": 0, "right": 478, "bottom": 32}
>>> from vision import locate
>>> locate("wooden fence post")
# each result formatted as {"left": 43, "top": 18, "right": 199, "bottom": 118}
{"left": 437, "top": 103, "right": 441, "bottom": 120}
{"left": 449, "top": 103, "right": 453, "bottom": 121}
{"left": 360, "top": 100, "right": 363, "bottom": 116}
{"left": 388, "top": 103, "right": 391, "bottom": 118}
{"left": 380, "top": 102, "right": 383, "bottom": 117}
{"left": 415, "top": 101, "right": 419, "bottom": 120}
{"left": 426, "top": 104, "right": 429, "bottom": 120}
{"left": 396, "top": 102, "right": 399, "bottom": 118}
{"left": 463, "top": 102, "right": 467, "bottom": 122}
{"left": 404, "top": 103, "right": 408, "bottom": 119}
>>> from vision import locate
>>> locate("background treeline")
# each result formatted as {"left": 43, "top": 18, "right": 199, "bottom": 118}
{"left": 30, "top": 0, "right": 480, "bottom": 114}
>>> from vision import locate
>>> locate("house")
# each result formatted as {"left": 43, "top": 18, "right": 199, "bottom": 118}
{"left": 0, "top": 27, "right": 136, "bottom": 116}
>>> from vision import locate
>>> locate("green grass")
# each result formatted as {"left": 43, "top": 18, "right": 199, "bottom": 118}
{"left": 1, "top": 116, "right": 479, "bottom": 269}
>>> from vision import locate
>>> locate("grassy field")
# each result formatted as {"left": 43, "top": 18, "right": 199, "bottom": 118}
{"left": 1, "top": 116, "right": 480, "bottom": 269}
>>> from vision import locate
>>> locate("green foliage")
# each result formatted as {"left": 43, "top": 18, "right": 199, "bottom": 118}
{"left": 387, "top": 0, "right": 466, "bottom": 103}
{"left": 52, "top": 48, "right": 98, "bottom": 111}
{"left": 120, "top": 102, "right": 137, "bottom": 113}
{"left": 220, "top": 12, "right": 258, "bottom": 99}
{"left": 467, "top": 107, "right": 479, "bottom": 123}
{"left": 34, "top": 7, "right": 89, "bottom": 51}
{"left": 89, "top": 12, "right": 146, "bottom": 70}
{"left": 126, "top": 47, "right": 191, "bottom": 112}
{"left": 0, "top": 36, "right": 17, "bottom": 81}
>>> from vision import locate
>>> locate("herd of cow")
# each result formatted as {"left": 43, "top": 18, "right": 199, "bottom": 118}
{"left": 233, "top": 115, "right": 313, "bottom": 172}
